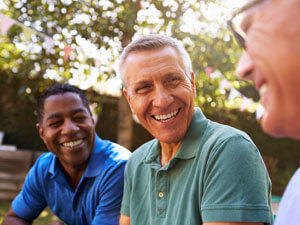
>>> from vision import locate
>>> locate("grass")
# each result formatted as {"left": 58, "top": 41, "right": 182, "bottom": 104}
{"left": 0, "top": 201, "right": 63, "bottom": 224}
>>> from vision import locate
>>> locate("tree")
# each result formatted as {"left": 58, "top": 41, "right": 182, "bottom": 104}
{"left": 1, "top": 0, "right": 249, "bottom": 149}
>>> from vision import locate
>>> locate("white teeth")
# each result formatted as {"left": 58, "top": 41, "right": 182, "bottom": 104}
{"left": 154, "top": 109, "right": 179, "bottom": 121}
{"left": 62, "top": 139, "right": 83, "bottom": 147}
{"left": 259, "top": 84, "right": 268, "bottom": 97}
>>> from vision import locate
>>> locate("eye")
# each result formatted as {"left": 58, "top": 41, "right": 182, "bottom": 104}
{"left": 49, "top": 120, "right": 62, "bottom": 127}
{"left": 165, "top": 76, "right": 181, "bottom": 87}
{"left": 135, "top": 84, "right": 153, "bottom": 94}
{"left": 73, "top": 113, "right": 88, "bottom": 122}
{"left": 74, "top": 116, "right": 87, "bottom": 122}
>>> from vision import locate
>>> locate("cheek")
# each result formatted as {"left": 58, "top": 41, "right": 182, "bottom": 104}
{"left": 43, "top": 130, "right": 58, "bottom": 145}
{"left": 130, "top": 96, "right": 149, "bottom": 115}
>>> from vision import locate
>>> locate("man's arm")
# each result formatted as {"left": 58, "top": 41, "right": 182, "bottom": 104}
{"left": 2, "top": 207, "right": 64, "bottom": 225}
{"left": 1, "top": 207, "right": 32, "bottom": 225}
{"left": 201, "top": 135, "right": 273, "bottom": 224}
{"left": 119, "top": 214, "right": 130, "bottom": 225}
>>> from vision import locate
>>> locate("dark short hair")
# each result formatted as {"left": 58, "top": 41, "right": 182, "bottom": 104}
{"left": 36, "top": 83, "right": 92, "bottom": 123}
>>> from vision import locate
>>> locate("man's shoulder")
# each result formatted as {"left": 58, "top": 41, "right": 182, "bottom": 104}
{"left": 24, "top": 152, "right": 54, "bottom": 182}
{"left": 205, "top": 119, "right": 252, "bottom": 144}
{"left": 33, "top": 152, "right": 54, "bottom": 169}
{"left": 127, "top": 139, "right": 157, "bottom": 165}
{"left": 132, "top": 139, "right": 156, "bottom": 156}
{"left": 192, "top": 119, "right": 257, "bottom": 160}
{"left": 191, "top": 108, "right": 253, "bottom": 145}
{"left": 93, "top": 136, "right": 131, "bottom": 164}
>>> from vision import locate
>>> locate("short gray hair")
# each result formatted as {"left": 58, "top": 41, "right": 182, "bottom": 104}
{"left": 118, "top": 34, "right": 192, "bottom": 86}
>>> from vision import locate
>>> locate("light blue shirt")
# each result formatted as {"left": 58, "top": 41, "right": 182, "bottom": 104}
{"left": 274, "top": 168, "right": 300, "bottom": 225}
{"left": 12, "top": 135, "right": 131, "bottom": 225}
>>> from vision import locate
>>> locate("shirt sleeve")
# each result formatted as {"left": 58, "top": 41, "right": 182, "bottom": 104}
{"left": 92, "top": 160, "right": 127, "bottom": 225}
{"left": 201, "top": 134, "right": 273, "bottom": 224}
{"left": 274, "top": 168, "right": 300, "bottom": 225}
{"left": 12, "top": 158, "right": 47, "bottom": 221}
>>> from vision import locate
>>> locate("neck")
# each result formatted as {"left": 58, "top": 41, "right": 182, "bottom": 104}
{"left": 160, "top": 141, "right": 182, "bottom": 167}
{"left": 60, "top": 162, "right": 88, "bottom": 190}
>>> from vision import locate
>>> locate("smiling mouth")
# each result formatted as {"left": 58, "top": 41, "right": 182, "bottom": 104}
{"left": 259, "top": 83, "right": 268, "bottom": 98}
{"left": 62, "top": 139, "right": 83, "bottom": 148}
{"left": 152, "top": 109, "right": 180, "bottom": 121}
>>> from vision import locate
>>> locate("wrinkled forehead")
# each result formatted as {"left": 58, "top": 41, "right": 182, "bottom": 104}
{"left": 239, "top": 0, "right": 300, "bottom": 24}
{"left": 238, "top": 0, "right": 271, "bottom": 15}
{"left": 233, "top": 0, "right": 274, "bottom": 30}
{"left": 123, "top": 47, "right": 185, "bottom": 78}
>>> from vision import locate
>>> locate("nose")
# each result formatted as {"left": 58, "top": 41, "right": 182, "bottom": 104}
{"left": 61, "top": 119, "right": 79, "bottom": 135}
{"left": 152, "top": 86, "right": 173, "bottom": 107}
{"left": 236, "top": 52, "right": 254, "bottom": 80}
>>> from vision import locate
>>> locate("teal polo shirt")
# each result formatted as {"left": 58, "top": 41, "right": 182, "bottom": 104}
{"left": 121, "top": 107, "right": 273, "bottom": 225}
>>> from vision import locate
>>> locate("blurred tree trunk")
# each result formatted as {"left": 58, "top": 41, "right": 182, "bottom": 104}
{"left": 117, "top": 29, "right": 135, "bottom": 150}
{"left": 117, "top": 94, "right": 133, "bottom": 150}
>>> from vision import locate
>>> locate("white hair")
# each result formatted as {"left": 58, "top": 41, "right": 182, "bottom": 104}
{"left": 118, "top": 34, "right": 193, "bottom": 87}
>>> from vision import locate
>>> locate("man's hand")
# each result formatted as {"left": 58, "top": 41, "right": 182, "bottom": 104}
{"left": 119, "top": 214, "right": 130, "bottom": 225}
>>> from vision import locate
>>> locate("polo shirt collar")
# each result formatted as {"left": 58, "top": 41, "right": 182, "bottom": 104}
{"left": 143, "top": 140, "right": 161, "bottom": 164}
{"left": 83, "top": 134, "right": 106, "bottom": 178}
{"left": 48, "top": 134, "right": 105, "bottom": 178}
{"left": 49, "top": 154, "right": 58, "bottom": 176}
{"left": 174, "top": 107, "right": 207, "bottom": 159}
{"left": 143, "top": 107, "right": 208, "bottom": 164}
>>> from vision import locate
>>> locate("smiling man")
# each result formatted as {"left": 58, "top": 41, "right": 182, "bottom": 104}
{"left": 118, "top": 34, "right": 273, "bottom": 225}
{"left": 2, "top": 83, "right": 131, "bottom": 225}
{"left": 229, "top": 0, "right": 300, "bottom": 224}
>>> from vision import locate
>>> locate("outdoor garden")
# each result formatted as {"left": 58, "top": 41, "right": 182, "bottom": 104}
{"left": 1, "top": 0, "right": 300, "bottom": 223}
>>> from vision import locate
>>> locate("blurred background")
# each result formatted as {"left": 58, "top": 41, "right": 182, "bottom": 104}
{"left": 0, "top": 0, "right": 299, "bottom": 222}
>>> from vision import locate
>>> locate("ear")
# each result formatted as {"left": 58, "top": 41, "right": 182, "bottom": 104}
{"left": 123, "top": 88, "right": 136, "bottom": 114}
{"left": 36, "top": 123, "right": 46, "bottom": 143}
{"left": 190, "top": 71, "right": 196, "bottom": 97}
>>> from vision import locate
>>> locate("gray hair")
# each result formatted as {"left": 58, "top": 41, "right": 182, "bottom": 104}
{"left": 118, "top": 34, "right": 193, "bottom": 86}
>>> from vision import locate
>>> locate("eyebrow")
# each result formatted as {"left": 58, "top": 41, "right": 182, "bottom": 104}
{"left": 70, "top": 108, "right": 89, "bottom": 115}
{"left": 134, "top": 79, "right": 152, "bottom": 87}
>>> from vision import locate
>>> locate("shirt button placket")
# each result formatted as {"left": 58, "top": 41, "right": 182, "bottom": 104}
{"left": 158, "top": 191, "right": 164, "bottom": 198}
{"left": 157, "top": 171, "right": 167, "bottom": 218}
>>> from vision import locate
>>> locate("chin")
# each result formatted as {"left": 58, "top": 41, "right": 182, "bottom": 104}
{"left": 261, "top": 113, "right": 285, "bottom": 138}
{"left": 261, "top": 113, "right": 300, "bottom": 140}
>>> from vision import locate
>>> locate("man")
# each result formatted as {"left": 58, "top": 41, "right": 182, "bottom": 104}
{"left": 229, "top": 0, "right": 300, "bottom": 224}
{"left": 2, "top": 83, "right": 131, "bottom": 225}
{"left": 118, "top": 34, "right": 273, "bottom": 225}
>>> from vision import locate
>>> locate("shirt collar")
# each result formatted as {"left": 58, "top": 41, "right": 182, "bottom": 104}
{"left": 174, "top": 107, "right": 208, "bottom": 159}
{"left": 49, "top": 154, "right": 58, "bottom": 176}
{"left": 143, "top": 107, "right": 208, "bottom": 164}
{"left": 143, "top": 140, "right": 161, "bottom": 164}
{"left": 83, "top": 134, "right": 108, "bottom": 178}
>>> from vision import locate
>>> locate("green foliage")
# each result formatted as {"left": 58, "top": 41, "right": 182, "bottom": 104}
{"left": 1, "top": 0, "right": 299, "bottom": 195}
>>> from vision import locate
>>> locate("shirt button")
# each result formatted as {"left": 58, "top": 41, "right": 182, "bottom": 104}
{"left": 158, "top": 192, "right": 164, "bottom": 198}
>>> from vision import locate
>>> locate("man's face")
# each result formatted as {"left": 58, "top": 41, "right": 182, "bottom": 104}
{"left": 123, "top": 46, "right": 196, "bottom": 145}
{"left": 236, "top": 0, "right": 300, "bottom": 140}
{"left": 37, "top": 92, "right": 95, "bottom": 170}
